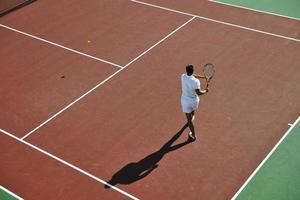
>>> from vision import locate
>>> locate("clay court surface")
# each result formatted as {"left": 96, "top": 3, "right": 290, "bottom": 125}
{"left": 1, "top": 0, "right": 300, "bottom": 199}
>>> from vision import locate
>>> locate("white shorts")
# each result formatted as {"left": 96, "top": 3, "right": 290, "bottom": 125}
{"left": 181, "top": 97, "right": 199, "bottom": 113}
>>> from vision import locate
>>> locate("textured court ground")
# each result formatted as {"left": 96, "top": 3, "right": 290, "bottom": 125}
{"left": 1, "top": 0, "right": 300, "bottom": 199}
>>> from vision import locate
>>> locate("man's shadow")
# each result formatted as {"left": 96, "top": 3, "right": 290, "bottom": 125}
{"left": 104, "top": 123, "right": 193, "bottom": 189}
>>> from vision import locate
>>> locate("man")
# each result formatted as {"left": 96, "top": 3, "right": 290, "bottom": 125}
{"left": 181, "top": 64, "right": 208, "bottom": 141}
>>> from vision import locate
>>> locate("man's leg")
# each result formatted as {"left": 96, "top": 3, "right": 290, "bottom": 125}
{"left": 186, "top": 112, "right": 196, "bottom": 140}
{"left": 191, "top": 111, "right": 195, "bottom": 121}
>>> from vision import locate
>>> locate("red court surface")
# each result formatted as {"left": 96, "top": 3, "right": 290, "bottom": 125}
{"left": 0, "top": 28, "right": 118, "bottom": 137}
{"left": 0, "top": 133, "right": 127, "bottom": 199}
{"left": 1, "top": 0, "right": 300, "bottom": 200}
{"left": 0, "top": 0, "right": 189, "bottom": 65}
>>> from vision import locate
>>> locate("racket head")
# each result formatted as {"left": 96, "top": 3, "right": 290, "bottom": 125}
{"left": 203, "top": 63, "right": 215, "bottom": 80}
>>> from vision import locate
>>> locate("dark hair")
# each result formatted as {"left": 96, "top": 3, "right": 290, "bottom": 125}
{"left": 186, "top": 64, "right": 194, "bottom": 75}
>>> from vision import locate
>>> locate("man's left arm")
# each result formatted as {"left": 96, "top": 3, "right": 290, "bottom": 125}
{"left": 193, "top": 73, "right": 205, "bottom": 79}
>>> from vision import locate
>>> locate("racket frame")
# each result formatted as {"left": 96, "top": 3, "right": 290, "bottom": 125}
{"left": 203, "top": 63, "right": 215, "bottom": 88}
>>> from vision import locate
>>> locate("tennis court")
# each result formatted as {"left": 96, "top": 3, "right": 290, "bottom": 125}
{"left": 1, "top": 0, "right": 300, "bottom": 199}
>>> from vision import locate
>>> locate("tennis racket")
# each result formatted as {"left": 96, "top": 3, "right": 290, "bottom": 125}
{"left": 203, "top": 63, "right": 215, "bottom": 88}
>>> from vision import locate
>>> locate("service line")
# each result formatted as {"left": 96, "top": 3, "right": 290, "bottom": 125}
{"left": 0, "top": 24, "right": 123, "bottom": 68}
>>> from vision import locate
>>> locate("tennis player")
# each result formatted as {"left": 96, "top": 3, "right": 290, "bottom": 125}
{"left": 181, "top": 64, "right": 208, "bottom": 141}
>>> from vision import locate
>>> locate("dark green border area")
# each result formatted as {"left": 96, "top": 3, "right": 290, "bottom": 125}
{"left": 215, "top": 0, "right": 300, "bottom": 19}
{"left": 236, "top": 119, "right": 300, "bottom": 200}
{"left": 0, "top": 188, "right": 19, "bottom": 200}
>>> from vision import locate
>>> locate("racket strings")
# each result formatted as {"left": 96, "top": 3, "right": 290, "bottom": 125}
{"left": 203, "top": 64, "right": 215, "bottom": 79}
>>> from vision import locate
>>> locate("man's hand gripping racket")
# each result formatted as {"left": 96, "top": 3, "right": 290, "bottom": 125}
{"left": 203, "top": 63, "right": 215, "bottom": 91}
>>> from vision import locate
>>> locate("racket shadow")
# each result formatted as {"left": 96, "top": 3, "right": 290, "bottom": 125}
{"left": 104, "top": 123, "right": 192, "bottom": 189}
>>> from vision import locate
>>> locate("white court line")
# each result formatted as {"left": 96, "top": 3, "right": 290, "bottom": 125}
{"left": 21, "top": 16, "right": 196, "bottom": 138}
{"left": 0, "top": 185, "right": 24, "bottom": 200}
{"left": 208, "top": 0, "right": 300, "bottom": 21}
{"left": 231, "top": 116, "right": 300, "bottom": 200}
{"left": 21, "top": 68, "right": 122, "bottom": 140}
{"left": 0, "top": 24, "right": 123, "bottom": 69}
{"left": 130, "top": 0, "right": 300, "bottom": 43}
{"left": 0, "top": 129, "right": 139, "bottom": 200}
{"left": 124, "top": 16, "right": 195, "bottom": 67}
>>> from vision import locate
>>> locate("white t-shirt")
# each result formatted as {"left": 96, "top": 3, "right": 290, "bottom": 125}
{"left": 181, "top": 74, "right": 200, "bottom": 101}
